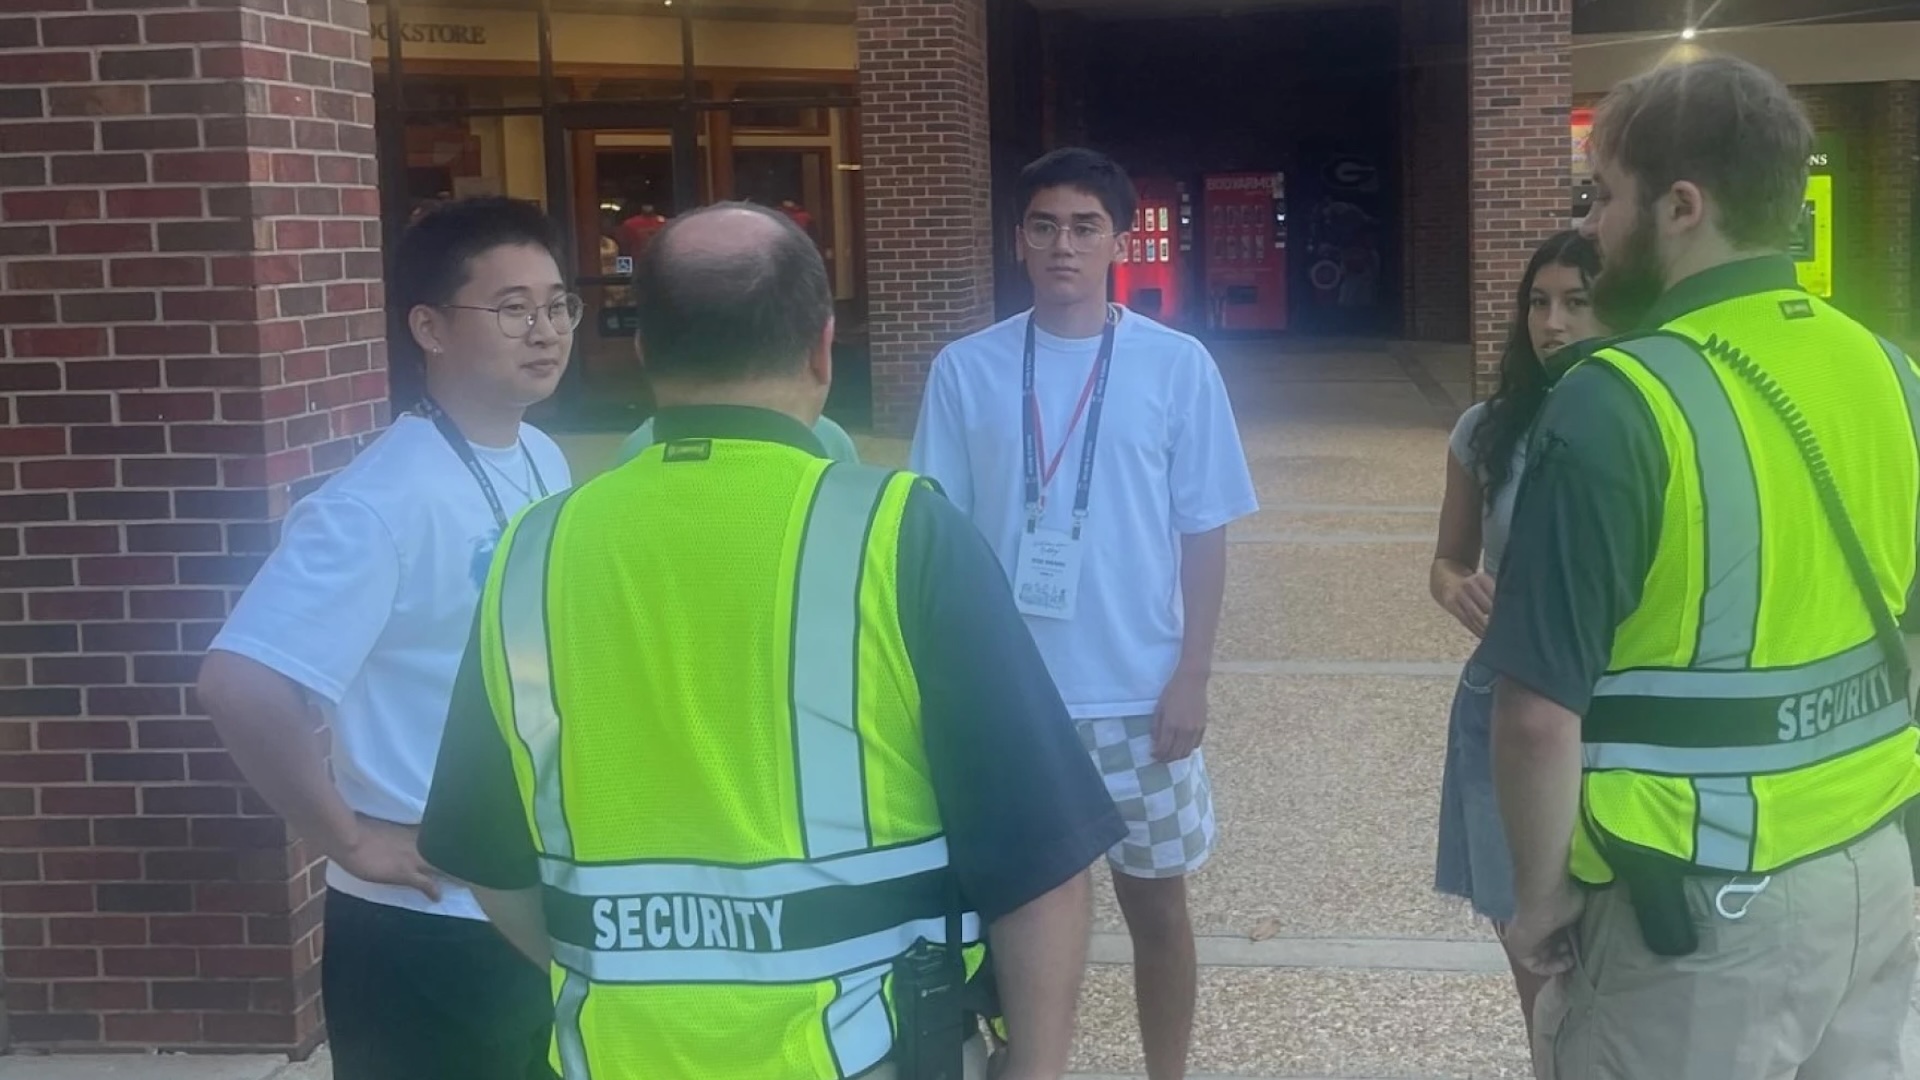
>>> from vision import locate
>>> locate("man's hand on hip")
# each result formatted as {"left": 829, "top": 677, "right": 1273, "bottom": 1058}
{"left": 336, "top": 815, "right": 443, "bottom": 901}
{"left": 1504, "top": 878, "right": 1585, "bottom": 977}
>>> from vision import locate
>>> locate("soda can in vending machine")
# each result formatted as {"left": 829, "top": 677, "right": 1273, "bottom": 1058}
{"left": 1132, "top": 237, "right": 1144, "bottom": 262}
{"left": 1159, "top": 238, "right": 1169, "bottom": 262}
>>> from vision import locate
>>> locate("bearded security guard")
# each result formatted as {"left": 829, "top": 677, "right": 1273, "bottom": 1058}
{"left": 1482, "top": 56, "right": 1920, "bottom": 1080}
{"left": 419, "top": 203, "right": 1125, "bottom": 1080}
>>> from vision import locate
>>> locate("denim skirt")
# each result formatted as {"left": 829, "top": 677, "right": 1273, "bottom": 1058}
{"left": 1433, "top": 656, "right": 1518, "bottom": 923}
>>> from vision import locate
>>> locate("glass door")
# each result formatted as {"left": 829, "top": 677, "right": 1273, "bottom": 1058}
{"left": 733, "top": 147, "right": 834, "bottom": 270}
{"left": 550, "top": 103, "right": 701, "bottom": 425}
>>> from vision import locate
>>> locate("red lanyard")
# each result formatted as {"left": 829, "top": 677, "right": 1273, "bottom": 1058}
{"left": 1030, "top": 355, "right": 1105, "bottom": 494}
{"left": 1021, "top": 308, "right": 1119, "bottom": 525}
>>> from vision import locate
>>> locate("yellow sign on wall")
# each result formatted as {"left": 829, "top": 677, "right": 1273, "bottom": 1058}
{"left": 1794, "top": 174, "right": 1833, "bottom": 299}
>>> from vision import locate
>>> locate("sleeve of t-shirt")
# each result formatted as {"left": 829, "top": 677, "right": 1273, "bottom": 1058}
{"left": 418, "top": 614, "right": 540, "bottom": 891}
{"left": 1478, "top": 362, "right": 1668, "bottom": 715}
{"left": 897, "top": 485, "right": 1125, "bottom": 923}
{"left": 906, "top": 352, "right": 974, "bottom": 516}
{"left": 816, "top": 415, "right": 862, "bottom": 464}
{"left": 206, "top": 492, "right": 401, "bottom": 705}
{"left": 1168, "top": 343, "right": 1259, "bottom": 534}
{"left": 1448, "top": 401, "right": 1487, "bottom": 470}
{"left": 614, "top": 419, "right": 655, "bottom": 467}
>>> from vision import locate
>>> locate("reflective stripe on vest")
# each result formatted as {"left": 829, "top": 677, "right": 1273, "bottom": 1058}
{"left": 1587, "top": 638, "right": 1909, "bottom": 774}
{"left": 1638, "top": 334, "right": 1762, "bottom": 671}
{"left": 1880, "top": 335, "right": 1920, "bottom": 567}
{"left": 497, "top": 491, "right": 592, "bottom": 1080}
{"left": 793, "top": 463, "right": 890, "bottom": 859}
{"left": 538, "top": 835, "right": 983, "bottom": 984}
{"left": 1581, "top": 333, "right": 1920, "bottom": 873}
{"left": 497, "top": 462, "right": 967, "bottom": 1078}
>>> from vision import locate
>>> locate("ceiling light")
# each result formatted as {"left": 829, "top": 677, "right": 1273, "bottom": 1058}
{"left": 1680, "top": 27, "right": 1697, "bottom": 40}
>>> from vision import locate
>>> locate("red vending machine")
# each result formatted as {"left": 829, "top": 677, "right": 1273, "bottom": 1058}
{"left": 1202, "top": 172, "right": 1289, "bottom": 332}
{"left": 1112, "top": 178, "right": 1190, "bottom": 325}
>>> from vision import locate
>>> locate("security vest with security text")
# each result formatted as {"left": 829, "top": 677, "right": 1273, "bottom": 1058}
{"left": 476, "top": 437, "right": 986, "bottom": 1080}
{"left": 1561, "top": 287, "right": 1920, "bottom": 887}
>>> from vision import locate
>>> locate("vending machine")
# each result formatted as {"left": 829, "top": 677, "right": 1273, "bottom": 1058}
{"left": 1201, "top": 171, "right": 1289, "bottom": 332}
{"left": 1113, "top": 178, "right": 1191, "bottom": 325}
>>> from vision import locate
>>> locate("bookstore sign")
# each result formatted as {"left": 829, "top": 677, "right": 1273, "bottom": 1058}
{"left": 372, "top": 20, "right": 489, "bottom": 45}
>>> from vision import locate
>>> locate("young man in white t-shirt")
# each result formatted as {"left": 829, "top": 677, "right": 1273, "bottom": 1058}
{"left": 197, "top": 198, "right": 577, "bottom": 1079}
{"left": 910, "top": 148, "right": 1258, "bottom": 1080}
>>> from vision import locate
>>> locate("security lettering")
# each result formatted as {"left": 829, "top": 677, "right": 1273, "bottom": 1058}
{"left": 1776, "top": 664, "right": 1896, "bottom": 742}
{"left": 591, "top": 896, "right": 785, "bottom": 952}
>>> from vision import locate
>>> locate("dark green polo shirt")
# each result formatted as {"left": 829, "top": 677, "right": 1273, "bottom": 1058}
{"left": 1479, "top": 256, "right": 1842, "bottom": 714}
{"left": 419, "top": 405, "right": 1125, "bottom": 923}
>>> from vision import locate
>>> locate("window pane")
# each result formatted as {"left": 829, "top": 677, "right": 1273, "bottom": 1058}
{"left": 396, "top": 113, "right": 547, "bottom": 210}
{"left": 729, "top": 81, "right": 846, "bottom": 132}
{"left": 578, "top": 78, "right": 691, "bottom": 102}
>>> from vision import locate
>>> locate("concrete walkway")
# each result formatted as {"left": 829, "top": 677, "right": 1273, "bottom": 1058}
{"left": 0, "top": 1049, "right": 326, "bottom": 1079}
{"left": 1054, "top": 339, "right": 1540, "bottom": 1078}
{"left": 8, "top": 338, "right": 1918, "bottom": 1077}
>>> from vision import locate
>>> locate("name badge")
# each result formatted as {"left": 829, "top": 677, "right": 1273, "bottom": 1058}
{"left": 1013, "top": 528, "right": 1084, "bottom": 621}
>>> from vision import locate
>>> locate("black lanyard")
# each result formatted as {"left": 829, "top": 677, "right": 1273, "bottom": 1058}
{"left": 1022, "top": 306, "right": 1118, "bottom": 539}
{"left": 414, "top": 398, "right": 548, "bottom": 529}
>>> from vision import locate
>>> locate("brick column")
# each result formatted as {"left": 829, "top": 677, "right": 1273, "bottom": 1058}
{"left": 0, "top": 1, "right": 383, "bottom": 1054}
{"left": 1870, "top": 81, "right": 1916, "bottom": 340}
{"left": 1400, "top": 0, "right": 1470, "bottom": 344}
{"left": 1469, "top": 0, "right": 1571, "bottom": 398}
{"left": 856, "top": 0, "right": 994, "bottom": 436}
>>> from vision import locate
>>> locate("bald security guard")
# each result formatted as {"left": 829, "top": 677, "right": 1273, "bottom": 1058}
{"left": 419, "top": 202, "right": 1125, "bottom": 1080}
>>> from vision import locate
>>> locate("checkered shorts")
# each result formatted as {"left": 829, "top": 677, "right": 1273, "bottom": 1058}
{"left": 1076, "top": 714, "right": 1217, "bottom": 879}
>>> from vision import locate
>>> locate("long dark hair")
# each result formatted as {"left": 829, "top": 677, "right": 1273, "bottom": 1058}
{"left": 1466, "top": 229, "right": 1601, "bottom": 503}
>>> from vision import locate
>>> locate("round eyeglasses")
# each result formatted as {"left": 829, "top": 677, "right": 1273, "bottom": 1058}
{"left": 1021, "top": 220, "right": 1114, "bottom": 254}
{"left": 442, "top": 293, "right": 586, "bottom": 339}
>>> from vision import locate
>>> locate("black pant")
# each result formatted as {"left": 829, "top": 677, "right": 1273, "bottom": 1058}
{"left": 323, "top": 890, "right": 557, "bottom": 1080}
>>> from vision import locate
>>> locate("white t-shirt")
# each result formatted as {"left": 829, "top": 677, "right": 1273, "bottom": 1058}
{"left": 1448, "top": 401, "right": 1526, "bottom": 577}
{"left": 210, "top": 414, "right": 572, "bottom": 920}
{"left": 910, "top": 308, "right": 1259, "bottom": 719}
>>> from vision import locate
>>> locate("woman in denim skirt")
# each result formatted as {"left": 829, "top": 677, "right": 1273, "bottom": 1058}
{"left": 1431, "top": 230, "right": 1603, "bottom": 1039}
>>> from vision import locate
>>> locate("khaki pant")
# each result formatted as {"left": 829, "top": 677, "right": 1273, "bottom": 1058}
{"left": 1534, "top": 822, "right": 1917, "bottom": 1080}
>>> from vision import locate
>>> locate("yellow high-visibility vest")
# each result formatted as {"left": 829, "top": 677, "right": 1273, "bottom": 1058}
{"left": 1564, "top": 292, "right": 1920, "bottom": 885}
{"left": 477, "top": 437, "right": 983, "bottom": 1079}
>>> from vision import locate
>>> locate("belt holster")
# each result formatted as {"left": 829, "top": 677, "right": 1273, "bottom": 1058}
{"left": 1609, "top": 845, "right": 1699, "bottom": 958}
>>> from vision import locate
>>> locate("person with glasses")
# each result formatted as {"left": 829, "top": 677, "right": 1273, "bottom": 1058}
{"left": 910, "top": 148, "right": 1257, "bottom": 1080}
{"left": 198, "top": 196, "right": 576, "bottom": 1080}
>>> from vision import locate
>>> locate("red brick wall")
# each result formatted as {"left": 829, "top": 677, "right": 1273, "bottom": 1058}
{"left": 1469, "top": 0, "right": 1572, "bottom": 398}
{"left": 1868, "top": 81, "right": 1915, "bottom": 340}
{"left": 0, "top": 0, "right": 383, "bottom": 1053}
{"left": 856, "top": 0, "right": 995, "bottom": 436}
{"left": 1400, "top": 41, "right": 1470, "bottom": 344}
